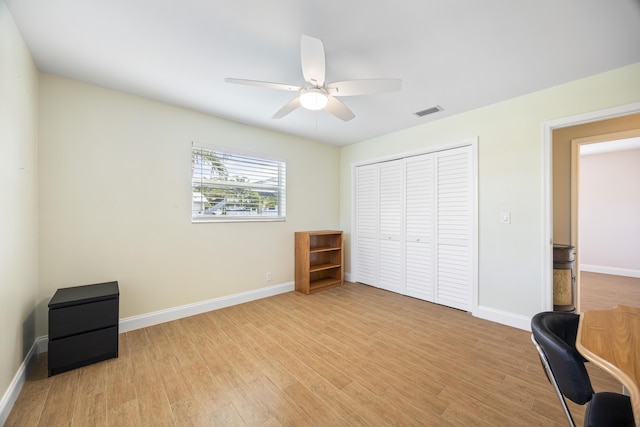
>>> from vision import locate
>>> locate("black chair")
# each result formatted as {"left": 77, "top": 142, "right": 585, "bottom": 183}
{"left": 530, "top": 311, "right": 635, "bottom": 427}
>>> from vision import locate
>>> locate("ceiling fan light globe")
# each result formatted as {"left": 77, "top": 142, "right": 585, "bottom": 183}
{"left": 299, "top": 89, "right": 328, "bottom": 111}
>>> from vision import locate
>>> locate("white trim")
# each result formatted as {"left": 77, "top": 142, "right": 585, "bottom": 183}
{"left": 0, "top": 336, "right": 46, "bottom": 426}
{"left": 119, "top": 281, "right": 294, "bottom": 333}
{"left": 475, "top": 305, "right": 531, "bottom": 332}
{"left": 541, "top": 123, "right": 554, "bottom": 311}
{"left": 351, "top": 137, "right": 475, "bottom": 169}
{"left": 350, "top": 163, "right": 356, "bottom": 286}
{"left": 580, "top": 264, "right": 640, "bottom": 279}
{"left": 543, "top": 102, "right": 640, "bottom": 131}
{"left": 37, "top": 337, "right": 48, "bottom": 354}
{"left": 191, "top": 140, "right": 286, "bottom": 163}
{"left": 344, "top": 272, "right": 352, "bottom": 282}
{"left": 191, "top": 217, "right": 286, "bottom": 224}
{"left": 541, "top": 102, "right": 640, "bottom": 312}
{"left": 470, "top": 139, "right": 479, "bottom": 317}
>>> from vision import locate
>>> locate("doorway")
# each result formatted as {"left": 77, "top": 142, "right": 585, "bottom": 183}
{"left": 543, "top": 105, "right": 640, "bottom": 312}
{"left": 571, "top": 131, "right": 640, "bottom": 311}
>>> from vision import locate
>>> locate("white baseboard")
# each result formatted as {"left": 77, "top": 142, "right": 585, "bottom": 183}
{"left": 119, "top": 281, "right": 294, "bottom": 333}
{"left": 2, "top": 281, "right": 295, "bottom": 421}
{"left": 580, "top": 264, "right": 640, "bottom": 278}
{"left": 0, "top": 336, "right": 47, "bottom": 426}
{"left": 344, "top": 272, "right": 352, "bottom": 282}
{"left": 474, "top": 305, "right": 532, "bottom": 332}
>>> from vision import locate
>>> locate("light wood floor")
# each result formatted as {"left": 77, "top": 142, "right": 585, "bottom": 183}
{"left": 7, "top": 282, "right": 623, "bottom": 426}
{"left": 580, "top": 271, "right": 640, "bottom": 311}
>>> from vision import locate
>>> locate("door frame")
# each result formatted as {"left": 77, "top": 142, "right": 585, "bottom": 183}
{"left": 542, "top": 102, "right": 640, "bottom": 311}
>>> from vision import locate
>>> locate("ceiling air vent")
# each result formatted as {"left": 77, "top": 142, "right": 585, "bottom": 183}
{"left": 414, "top": 105, "right": 443, "bottom": 117}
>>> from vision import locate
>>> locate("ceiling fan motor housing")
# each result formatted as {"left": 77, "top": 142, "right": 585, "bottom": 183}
{"left": 299, "top": 87, "right": 329, "bottom": 110}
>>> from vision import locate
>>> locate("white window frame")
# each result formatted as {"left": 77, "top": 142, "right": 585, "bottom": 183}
{"left": 191, "top": 144, "right": 286, "bottom": 223}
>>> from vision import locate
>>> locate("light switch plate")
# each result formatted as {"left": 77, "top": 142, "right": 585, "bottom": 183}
{"left": 500, "top": 211, "right": 511, "bottom": 224}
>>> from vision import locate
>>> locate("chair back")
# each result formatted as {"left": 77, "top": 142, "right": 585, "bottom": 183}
{"left": 531, "top": 311, "right": 594, "bottom": 405}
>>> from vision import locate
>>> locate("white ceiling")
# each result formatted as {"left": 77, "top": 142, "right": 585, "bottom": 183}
{"left": 6, "top": 0, "right": 640, "bottom": 146}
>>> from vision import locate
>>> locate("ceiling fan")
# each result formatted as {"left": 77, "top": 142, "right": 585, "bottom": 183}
{"left": 225, "top": 35, "right": 402, "bottom": 121}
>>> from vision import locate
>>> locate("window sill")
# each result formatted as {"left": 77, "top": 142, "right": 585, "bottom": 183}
{"left": 191, "top": 217, "right": 286, "bottom": 224}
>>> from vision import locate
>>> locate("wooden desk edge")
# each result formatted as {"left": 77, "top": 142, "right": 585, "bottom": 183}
{"left": 577, "top": 312, "right": 640, "bottom": 426}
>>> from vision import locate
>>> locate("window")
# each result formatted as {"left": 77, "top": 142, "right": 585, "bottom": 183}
{"left": 191, "top": 145, "right": 286, "bottom": 222}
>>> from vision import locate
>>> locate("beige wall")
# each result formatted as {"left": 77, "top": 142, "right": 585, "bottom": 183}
{"left": 579, "top": 148, "right": 640, "bottom": 273}
{"left": 0, "top": 0, "right": 39, "bottom": 407}
{"left": 38, "top": 74, "right": 341, "bottom": 336}
{"left": 340, "top": 62, "right": 640, "bottom": 318}
{"left": 552, "top": 113, "right": 640, "bottom": 245}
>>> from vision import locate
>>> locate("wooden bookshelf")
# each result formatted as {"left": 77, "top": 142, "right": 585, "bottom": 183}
{"left": 295, "top": 230, "right": 343, "bottom": 294}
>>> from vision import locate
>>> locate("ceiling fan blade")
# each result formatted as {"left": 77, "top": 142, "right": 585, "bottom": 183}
{"left": 300, "top": 35, "right": 325, "bottom": 87}
{"left": 326, "top": 79, "right": 402, "bottom": 96}
{"left": 225, "top": 78, "right": 300, "bottom": 92}
{"left": 325, "top": 96, "right": 355, "bottom": 121}
{"left": 272, "top": 96, "right": 301, "bottom": 119}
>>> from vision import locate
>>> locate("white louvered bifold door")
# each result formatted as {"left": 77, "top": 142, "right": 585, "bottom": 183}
{"left": 435, "top": 146, "right": 472, "bottom": 311}
{"left": 354, "top": 164, "right": 379, "bottom": 286}
{"left": 354, "top": 143, "right": 474, "bottom": 311}
{"left": 404, "top": 154, "right": 435, "bottom": 301}
{"left": 378, "top": 159, "right": 404, "bottom": 293}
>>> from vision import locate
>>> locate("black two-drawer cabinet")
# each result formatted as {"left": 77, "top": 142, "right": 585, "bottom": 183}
{"left": 48, "top": 281, "right": 119, "bottom": 376}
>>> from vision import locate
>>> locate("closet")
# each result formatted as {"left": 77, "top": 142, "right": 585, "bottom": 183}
{"left": 354, "top": 144, "right": 475, "bottom": 311}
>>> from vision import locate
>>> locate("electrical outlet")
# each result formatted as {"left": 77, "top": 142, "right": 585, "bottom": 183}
{"left": 266, "top": 272, "right": 272, "bottom": 282}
